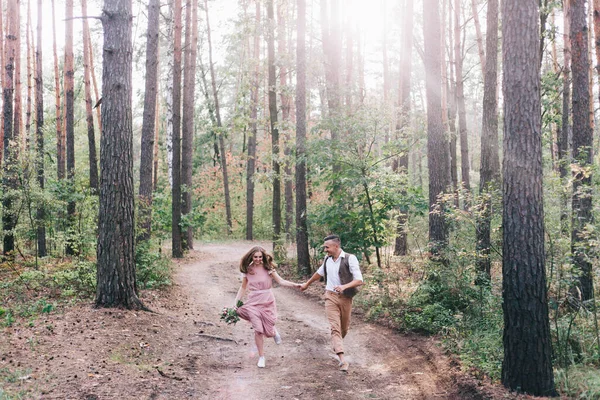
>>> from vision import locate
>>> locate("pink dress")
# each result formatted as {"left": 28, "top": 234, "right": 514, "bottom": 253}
{"left": 236, "top": 266, "right": 277, "bottom": 337}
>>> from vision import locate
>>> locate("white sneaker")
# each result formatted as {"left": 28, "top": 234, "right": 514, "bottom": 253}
{"left": 257, "top": 356, "right": 266, "bottom": 368}
{"left": 274, "top": 331, "right": 282, "bottom": 345}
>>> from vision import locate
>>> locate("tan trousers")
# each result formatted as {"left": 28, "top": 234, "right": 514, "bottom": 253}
{"left": 324, "top": 291, "right": 353, "bottom": 355}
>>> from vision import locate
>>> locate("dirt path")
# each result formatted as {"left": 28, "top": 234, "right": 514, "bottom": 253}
{"left": 0, "top": 241, "right": 478, "bottom": 399}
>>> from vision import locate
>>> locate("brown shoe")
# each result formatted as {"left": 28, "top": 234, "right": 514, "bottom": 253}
{"left": 339, "top": 361, "right": 349, "bottom": 372}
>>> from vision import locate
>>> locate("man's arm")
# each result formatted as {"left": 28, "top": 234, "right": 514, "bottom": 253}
{"left": 300, "top": 271, "right": 323, "bottom": 291}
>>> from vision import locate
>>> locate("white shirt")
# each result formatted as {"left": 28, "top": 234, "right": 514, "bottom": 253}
{"left": 316, "top": 250, "right": 363, "bottom": 292}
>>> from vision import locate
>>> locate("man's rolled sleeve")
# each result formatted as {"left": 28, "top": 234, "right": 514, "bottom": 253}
{"left": 348, "top": 255, "right": 363, "bottom": 281}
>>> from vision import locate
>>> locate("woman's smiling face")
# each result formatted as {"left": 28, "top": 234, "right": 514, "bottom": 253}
{"left": 252, "top": 251, "right": 263, "bottom": 265}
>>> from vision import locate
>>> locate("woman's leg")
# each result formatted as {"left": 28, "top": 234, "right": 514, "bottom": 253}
{"left": 255, "top": 331, "right": 265, "bottom": 357}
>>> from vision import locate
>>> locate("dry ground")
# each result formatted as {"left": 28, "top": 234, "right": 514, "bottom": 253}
{"left": 0, "top": 241, "right": 543, "bottom": 399}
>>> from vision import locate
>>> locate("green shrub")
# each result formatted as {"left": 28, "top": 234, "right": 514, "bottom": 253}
{"left": 135, "top": 241, "right": 172, "bottom": 289}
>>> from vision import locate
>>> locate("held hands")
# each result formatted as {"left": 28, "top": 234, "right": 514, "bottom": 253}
{"left": 333, "top": 285, "right": 346, "bottom": 294}
{"left": 300, "top": 283, "right": 309, "bottom": 292}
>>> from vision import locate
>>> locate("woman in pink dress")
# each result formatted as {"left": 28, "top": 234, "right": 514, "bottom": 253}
{"left": 234, "top": 246, "right": 300, "bottom": 368}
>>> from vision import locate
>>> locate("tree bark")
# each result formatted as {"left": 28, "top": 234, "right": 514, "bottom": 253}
{"left": 475, "top": 0, "right": 499, "bottom": 281}
{"left": 181, "top": 0, "right": 198, "bottom": 249}
{"left": 171, "top": 0, "right": 183, "bottom": 258}
{"left": 0, "top": 0, "right": 4, "bottom": 162}
{"left": 267, "top": 0, "right": 282, "bottom": 257}
{"left": 3, "top": 0, "right": 19, "bottom": 256}
{"left": 447, "top": 0, "right": 458, "bottom": 199}
{"left": 278, "top": 1, "right": 294, "bottom": 242}
{"left": 454, "top": 0, "right": 471, "bottom": 197}
{"left": 65, "top": 0, "right": 77, "bottom": 255}
{"left": 570, "top": 0, "right": 594, "bottom": 302}
{"left": 96, "top": 0, "right": 145, "bottom": 310}
{"left": 82, "top": 0, "right": 99, "bottom": 193}
{"left": 559, "top": 0, "right": 572, "bottom": 231}
{"left": 296, "top": 0, "right": 310, "bottom": 275}
{"left": 138, "top": 0, "right": 160, "bottom": 242}
{"left": 51, "top": 0, "right": 64, "bottom": 180}
{"left": 471, "top": 0, "right": 486, "bottom": 72}
{"left": 394, "top": 0, "right": 413, "bottom": 256}
{"left": 246, "top": 0, "right": 260, "bottom": 241}
{"left": 501, "top": 0, "right": 556, "bottom": 394}
{"left": 25, "top": 0, "right": 32, "bottom": 150}
{"left": 424, "top": 0, "right": 450, "bottom": 251}
{"left": 35, "top": 0, "right": 46, "bottom": 257}
{"left": 13, "top": 0, "right": 22, "bottom": 154}
{"left": 205, "top": 0, "right": 233, "bottom": 235}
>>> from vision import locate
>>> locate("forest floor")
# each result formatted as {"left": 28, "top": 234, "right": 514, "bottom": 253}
{"left": 1, "top": 241, "right": 547, "bottom": 399}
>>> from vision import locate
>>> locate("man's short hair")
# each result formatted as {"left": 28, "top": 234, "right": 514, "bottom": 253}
{"left": 324, "top": 235, "right": 341, "bottom": 245}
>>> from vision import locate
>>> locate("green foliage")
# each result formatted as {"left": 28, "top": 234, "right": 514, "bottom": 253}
{"left": 135, "top": 241, "right": 171, "bottom": 289}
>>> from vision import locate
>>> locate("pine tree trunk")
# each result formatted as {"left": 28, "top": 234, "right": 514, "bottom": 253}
{"left": 570, "top": 0, "right": 594, "bottom": 302}
{"left": 424, "top": 0, "right": 450, "bottom": 251}
{"left": 471, "top": 0, "right": 486, "bottom": 72}
{"left": 447, "top": 0, "right": 459, "bottom": 199}
{"left": 96, "top": 0, "right": 145, "bottom": 310}
{"left": 278, "top": 1, "right": 293, "bottom": 242}
{"left": 13, "top": 1, "right": 21, "bottom": 154}
{"left": 3, "top": 0, "right": 18, "bottom": 256}
{"left": 138, "top": 0, "right": 160, "bottom": 242}
{"left": 35, "top": 0, "right": 46, "bottom": 257}
{"left": 394, "top": 0, "right": 413, "bottom": 256}
{"left": 0, "top": 0, "right": 4, "bottom": 162}
{"left": 181, "top": 0, "right": 198, "bottom": 249}
{"left": 25, "top": 0, "right": 32, "bottom": 149}
{"left": 164, "top": 5, "right": 174, "bottom": 185}
{"left": 82, "top": 0, "right": 99, "bottom": 193}
{"left": 87, "top": 33, "right": 102, "bottom": 134}
{"left": 171, "top": 0, "right": 183, "bottom": 258}
{"left": 51, "top": 0, "right": 64, "bottom": 180}
{"left": 476, "top": 0, "right": 499, "bottom": 282}
{"left": 559, "top": 0, "right": 572, "bottom": 231}
{"left": 296, "top": 0, "right": 310, "bottom": 275}
{"left": 501, "top": 0, "right": 556, "bottom": 394}
{"left": 246, "top": 0, "right": 260, "bottom": 241}
{"left": 205, "top": 0, "right": 233, "bottom": 235}
{"left": 65, "top": 0, "right": 77, "bottom": 255}
{"left": 454, "top": 0, "right": 471, "bottom": 197}
{"left": 267, "top": 0, "right": 282, "bottom": 257}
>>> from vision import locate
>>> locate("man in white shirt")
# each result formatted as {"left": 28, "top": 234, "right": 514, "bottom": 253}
{"left": 300, "top": 235, "right": 363, "bottom": 372}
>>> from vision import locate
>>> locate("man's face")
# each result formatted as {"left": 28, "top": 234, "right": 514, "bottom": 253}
{"left": 323, "top": 240, "right": 339, "bottom": 256}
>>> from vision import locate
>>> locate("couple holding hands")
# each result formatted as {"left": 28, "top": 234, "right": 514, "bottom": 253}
{"left": 233, "top": 235, "right": 364, "bottom": 371}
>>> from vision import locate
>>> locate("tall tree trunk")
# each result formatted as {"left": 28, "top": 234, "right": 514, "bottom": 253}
{"left": 424, "top": 0, "right": 450, "bottom": 252}
{"left": 0, "top": 0, "right": 4, "bottom": 162}
{"left": 65, "top": 0, "right": 77, "bottom": 255}
{"left": 278, "top": 1, "right": 293, "bottom": 242}
{"left": 96, "top": 0, "right": 145, "bottom": 310}
{"left": 25, "top": 0, "right": 32, "bottom": 149}
{"left": 51, "top": 0, "right": 64, "bottom": 180}
{"left": 246, "top": 0, "right": 260, "bottom": 241}
{"left": 296, "top": 0, "right": 310, "bottom": 275}
{"left": 181, "top": 0, "right": 198, "bottom": 249}
{"left": 205, "top": 0, "right": 233, "bottom": 235}
{"left": 447, "top": 0, "right": 459, "bottom": 199}
{"left": 13, "top": 0, "right": 21, "bottom": 154}
{"left": 3, "top": 0, "right": 18, "bottom": 256}
{"left": 476, "top": 0, "right": 499, "bottom": 282}
{"left": 454, "top": 0, "right": 471, "bottom": 198}
{"left": 138, "top": 0, "right": 160, "bottom": 242}
{"left": 559, "top": 0, "right": 572, "bottom": 231}
{"left": 82, "top": 0, "right": 99, "bottom": 192}
{"left": 267, "top": 0, "right": 282, "bottom": 258}
{"left": 470, "top": 0, "right": 486, "bottom": 72}
{"left": 171, "top": 0, "right": 183, "bottom": 258}
{"left": 322, "top": 0, "right": 342, "bottom": 181}
{"left": 594, "top": 0, "right": 600, "bottom": 107}
{"left": 35, "top": 0, "right": 46, "bottom": 257}
{"left": 87, "top": 32, "right": 102, "bottom": 133}
{"left": 501, "top": 0, "right": 556, "bottom": 394}
{"left": 153, "top": 86, "right": 160, "bottom": 192}
{"left": 393, "top": 0, "right": 413, "bottom": 256}
{"left": 570, "top": 0, "right": 594, "bottom": 302}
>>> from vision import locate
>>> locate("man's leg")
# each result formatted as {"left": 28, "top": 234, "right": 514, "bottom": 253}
{"left": 340, "top": 296, "right": 353, "bottom": 338}
{"left": 325, "top": 291, "right": 344, "bottom": 355}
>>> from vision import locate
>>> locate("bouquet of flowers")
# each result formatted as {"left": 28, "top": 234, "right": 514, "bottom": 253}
{"left": 220, "top": 300, "right": 243, "bottom": 325}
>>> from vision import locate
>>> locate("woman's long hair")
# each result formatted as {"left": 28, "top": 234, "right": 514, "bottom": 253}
{"left": 239, "top": 246, "right": 276, "bottom": 273}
